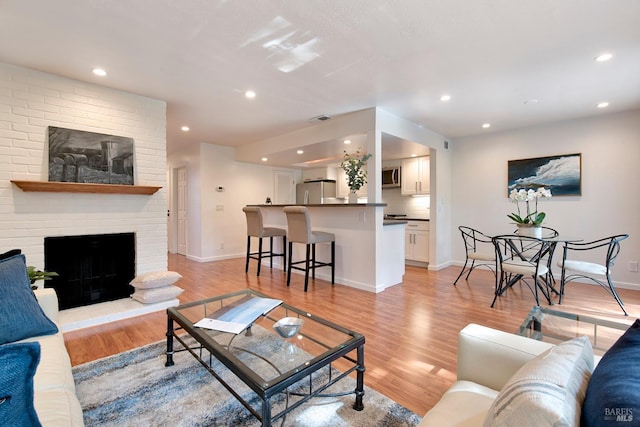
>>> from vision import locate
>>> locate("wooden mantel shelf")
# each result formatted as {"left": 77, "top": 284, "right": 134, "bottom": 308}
{"left": 11, "top": 180, "right": 161, "bottom": 195}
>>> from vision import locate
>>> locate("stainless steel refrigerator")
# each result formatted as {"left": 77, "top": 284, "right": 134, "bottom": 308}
{"left": 296, "top": 180, "right": 337, "bottom": 204}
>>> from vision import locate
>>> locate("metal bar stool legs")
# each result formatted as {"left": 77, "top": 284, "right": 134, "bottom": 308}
{"left": 287, "top": 241, "right": 335, "bottom": 292}
{"left": 243, "top": 207, "right": 287, "bottom": 276}
{"left": 284, "top": 206, "right": 335, "bottom": 292}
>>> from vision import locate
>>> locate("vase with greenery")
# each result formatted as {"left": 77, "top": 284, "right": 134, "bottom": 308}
{"left": 340, "top": 149, "right": 372, "bottom": 202}
{"left": 507, "top": 187, "right": 552, "bottom": 230}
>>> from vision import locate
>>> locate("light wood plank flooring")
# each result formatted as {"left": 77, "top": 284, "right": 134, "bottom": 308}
{"left": 63, "top": 254, "right": 639, "bottom": 417}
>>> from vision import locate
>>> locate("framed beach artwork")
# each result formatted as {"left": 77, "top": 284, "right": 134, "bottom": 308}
{"left": 507, "top": 153, "right": 582, "bottom": 196}
{"left": 48, "top": 126, "right": 134, "bottom": 185}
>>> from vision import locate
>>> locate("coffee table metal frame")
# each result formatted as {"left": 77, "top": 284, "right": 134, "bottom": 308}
{"left": 165, "top": 289, "right": 365, "bottom": 426}
{"left": 517, "top": 306, "right": 631, "bottom": 353}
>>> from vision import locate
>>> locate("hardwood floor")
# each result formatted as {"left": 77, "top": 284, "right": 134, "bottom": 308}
{"left": 63, "top": 254, "right": 640, "bottom": 417}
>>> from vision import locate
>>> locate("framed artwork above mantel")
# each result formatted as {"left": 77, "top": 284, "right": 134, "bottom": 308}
{"left": 48, "top": 126, "right": 135, "bottom": 185}
{"left": 507, "top": 153, "right": 582, "bottom": 196}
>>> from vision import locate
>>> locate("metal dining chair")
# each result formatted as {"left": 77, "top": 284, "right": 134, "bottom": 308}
{"left": 514, "top": 226, "right": 560, "bottom": 285}
{"left": 491, "top": 234, "right": 554, "bottom": 308}
{"left": 453, "top": 226, "right": 496, "bottom": 285}
{"left": 557, "top": 234, "right": 630, "bottom": 315}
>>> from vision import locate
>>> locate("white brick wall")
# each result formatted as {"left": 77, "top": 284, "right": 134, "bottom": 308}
{"left": 0, "top": 62, "right": 167, "bottom": 275}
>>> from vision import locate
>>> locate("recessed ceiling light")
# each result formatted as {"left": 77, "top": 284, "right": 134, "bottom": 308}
{"left": 410, "top": 153, "right": 417, "bottom": 158}
{"left": 92, "top": 68, "right": 107, "bottom": 77}
{"left": 261, "top": 157, "right": 268, "bottom": 162}
{"left": 296, "top": 150, "right": 304, "bottom": 154}
{"left": 245, "top": 90, "right": 256, "bottom": 99}
{"left": 343, "top": 139, "right": 351, "bottom": 145}
{"left": 597, "top": 102, "right": 609, "bottom": 108}
{"left": 524, "top": 99, "right": 539, "bottom": 105}
{"left": 181, "top": 126, "right": 190, "bottom": 132}
{"left": 440, "top": 94, "right": 451, "bottom": 102}
{"left": 482, "top": 123, "right": 491, "bottom": 129}
{"left": 595, "top": 53, "right": 613, "bottom": 62}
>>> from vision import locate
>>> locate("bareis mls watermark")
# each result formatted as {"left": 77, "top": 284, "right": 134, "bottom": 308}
{"left": 604, "top": 407, "right": 633, "bottom": 422}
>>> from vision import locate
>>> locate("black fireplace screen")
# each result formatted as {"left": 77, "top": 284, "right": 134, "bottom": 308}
{"left": 44, "top": 233, "right": 135, "bottom": 310}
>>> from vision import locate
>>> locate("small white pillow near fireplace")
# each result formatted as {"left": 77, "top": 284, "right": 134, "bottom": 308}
{"left": 130, "top": 271, "right": 182, "bottom": 289}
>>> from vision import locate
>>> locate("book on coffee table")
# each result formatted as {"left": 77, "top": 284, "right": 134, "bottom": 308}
{"left": 194, "top": 296, "right": 282, "bottom": 334}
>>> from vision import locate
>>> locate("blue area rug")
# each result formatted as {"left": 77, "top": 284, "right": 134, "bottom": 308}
{"left": 72, "top": 335, "right": 422, "bottom": 426}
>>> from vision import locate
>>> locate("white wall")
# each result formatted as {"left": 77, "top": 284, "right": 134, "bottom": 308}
{"left": 168, "top": 142, "right": 301, "bottom": 261}
{"left": 0, "top": 62, "right": 168, "bottom": 274}
{"left": 451, "top": 109, "right": 640, "bottom": 289}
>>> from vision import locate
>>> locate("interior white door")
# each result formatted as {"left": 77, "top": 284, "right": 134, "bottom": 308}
{"left": 177, "top": 166, "right": 187, "bottom": 255}
{"left": 274, "top": 170, "right": 295, "bottom": 204}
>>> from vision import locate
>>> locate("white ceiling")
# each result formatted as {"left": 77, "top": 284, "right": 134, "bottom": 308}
{"left": 1, "top": 0, "right": 639, "bottom": 167}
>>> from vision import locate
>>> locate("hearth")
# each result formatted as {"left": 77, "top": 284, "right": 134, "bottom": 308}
{"left": 44, "top": 232, "right": 135, "bottom": 310}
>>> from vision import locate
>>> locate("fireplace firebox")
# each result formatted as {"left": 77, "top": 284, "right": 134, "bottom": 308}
{"left": 44, "top": 233, "right": 135, "bottom": 310}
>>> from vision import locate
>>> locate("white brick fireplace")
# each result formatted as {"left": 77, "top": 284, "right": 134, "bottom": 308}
{"left": 0, "top": 62, "right": 168, "bottom": 305}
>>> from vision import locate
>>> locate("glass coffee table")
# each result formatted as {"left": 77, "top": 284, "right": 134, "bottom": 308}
{"left": 517, "top": 306, "right": 632, "bottom": 355}
{"left": 165, "top": 289, "right": 365, "bottom": 426}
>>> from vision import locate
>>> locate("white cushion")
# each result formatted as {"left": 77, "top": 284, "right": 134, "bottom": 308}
{"left": 34, "top": 388, "right": 84, "bottom": 427}
{"left": 130, "top": 271, "right": 182, "bottom": 289}
{"left": 419, "top": 380, "right": 498, "bottom": 427}
{"left": 558, "top": 260, "right": 607, "bottom": 276}
{"left": 501, "top": 259, "right": 548, "bottom": 276}
{"left": 20, "top": 332, "right": 75, "bottom": 393}
{"left": 468, "top": 250, "right": 495, "bottom": 261}
{"left": 483, "top": 336, "right": 593, "bottom": 427}
{"left": 131, "top": 285, "right": 184, "bottom": 303}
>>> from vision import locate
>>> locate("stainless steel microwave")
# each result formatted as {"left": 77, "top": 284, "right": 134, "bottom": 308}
{"left": 382, "top": 167, "right": 401, "bottom": 188}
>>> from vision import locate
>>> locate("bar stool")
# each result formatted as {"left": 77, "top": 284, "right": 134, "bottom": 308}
{"left": 242, "top": 207, "right": 287, "bottom": 276}
{"left": 283, "top": 206, "right": 335, "bottom": 292}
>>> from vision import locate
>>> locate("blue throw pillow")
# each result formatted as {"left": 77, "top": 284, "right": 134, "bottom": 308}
{"left": 0, "top": 342, "right": 42, "bottom": 427}
{"left": 581, "top": 319, "right": 640, "bottom": 426}
{"left": 0, "top": 254, "right": 58, "bottom": 345}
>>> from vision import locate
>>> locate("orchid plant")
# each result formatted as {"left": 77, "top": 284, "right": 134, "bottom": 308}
{"left": 507, "top": 187, "right": 552, "bottom": 226}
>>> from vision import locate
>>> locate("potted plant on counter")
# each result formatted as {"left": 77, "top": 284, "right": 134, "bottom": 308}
{"left": 340, "top": 149, "right": 372, "bottom": 203}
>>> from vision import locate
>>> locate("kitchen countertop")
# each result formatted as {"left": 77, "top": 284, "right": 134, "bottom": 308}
{"left": 384, "top": 217, "right": 429, "bottom": 221}
{"left": 249, "top": 203, "right": 387, "bottom": 207}
{"left": 383, "top": 220, "right": 408, "bottom": 226}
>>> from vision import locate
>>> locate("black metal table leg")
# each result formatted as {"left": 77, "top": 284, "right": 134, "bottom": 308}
{"left": 353, "top": 345, "right": 365, "bottom": 411}
{"left": 165, "top": 314, "right": 175, "bottom": 367}
{"left": 261, "top": 398, "right": 271, "bottom": 427}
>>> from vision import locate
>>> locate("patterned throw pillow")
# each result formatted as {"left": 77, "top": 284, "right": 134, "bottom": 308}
{"left": 0, "top": 254, "right": 58, "bottom": 345}
{"left": 484, "top": 335, "right": 593, "bottom": 427}
{"left": 0, "top": 342, "right": 42, "bottom": 427}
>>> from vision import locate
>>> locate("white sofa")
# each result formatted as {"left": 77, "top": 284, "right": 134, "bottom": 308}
{"left": 418, "top": 323, "right": 597, "bottom": 427}
{"left": 18, "top": 288, "right": 84, "bottom": 426}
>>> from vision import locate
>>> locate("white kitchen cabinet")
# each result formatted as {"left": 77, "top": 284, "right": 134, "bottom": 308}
{"left": 405, "top": 220, "right": 429, "bottom": 264}
{"left": 401, "top": 156, "right": 429, "bottom": 195}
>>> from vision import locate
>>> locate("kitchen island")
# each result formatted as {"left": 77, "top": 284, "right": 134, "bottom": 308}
{"left": 248, "top": 203, "right": 405, "bottom": 293}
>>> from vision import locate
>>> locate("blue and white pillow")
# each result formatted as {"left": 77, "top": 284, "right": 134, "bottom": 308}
{"left": 0, "top": 341, "right": 42, "bottom": 426}
{"left": 581, "top": 319, "right": 640, "bottom": 426}
{"left": 0, "top": 254, "right": 58, "bottom": 345}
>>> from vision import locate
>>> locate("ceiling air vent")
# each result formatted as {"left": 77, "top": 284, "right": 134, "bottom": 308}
{"left": 309, "top": 114, "right": 331, "bottom": 122}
